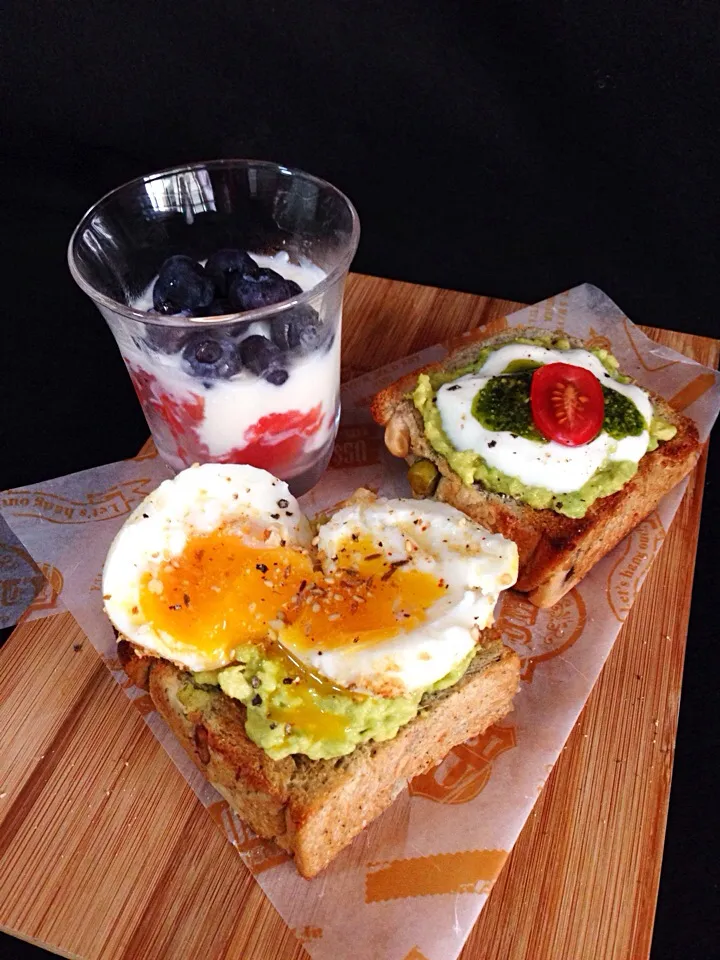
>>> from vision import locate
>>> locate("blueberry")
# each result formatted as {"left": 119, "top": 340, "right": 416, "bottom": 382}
{"left": 229, "top": 268, "right": 302, "bottom": 312}
{"left": 153, "top": 255, "right": 214, "bottom": 314}
{"left": 197, "top": 298, "right": 233, "bottom": 317}
{"left": 223, "top": 319, "right": 255, "bottom": 340}
{"left": 205, "top": 249, "right": 259, "bottom": 297}
{"left": 181, "top": 333, "right": 241, "bottom": 379}
{"left": 143, "top": 324, "right": 191, "bottom": 353}
{"left": 270, "top": 305, "right": 324, "bottom": 354}
{"left": 266, "top": 368, "right": 290, "bottom": 386}
{"left": 239, "top": 335, "right": 289, "bottom": 385}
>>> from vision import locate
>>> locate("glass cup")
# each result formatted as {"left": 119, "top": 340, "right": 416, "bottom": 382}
{"left": 68, "top": 159, "right": 360, "bottom": 495}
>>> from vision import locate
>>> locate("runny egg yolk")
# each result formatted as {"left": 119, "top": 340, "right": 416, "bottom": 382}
{"left": 266, "top": 642, "right": 355, "bottom": 740}
{"left": 138, "top": 528, "right": 314, "bottom": 660}
{"left": 138, "top": 530, "right": 448, "bottom": 742}
{"left": 280, "top": 534, "right": 447, "bottom": 653}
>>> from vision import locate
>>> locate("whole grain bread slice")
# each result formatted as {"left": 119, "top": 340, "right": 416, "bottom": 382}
{"left": 119, "top": 637, "right": 520, "bottom": 877}
{"left": 371, "top": 326, "right": 701, "bottom": 607}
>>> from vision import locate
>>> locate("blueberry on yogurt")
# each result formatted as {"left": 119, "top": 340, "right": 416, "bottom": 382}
{"left": 271, "top": 305, "right": 324, "bottom": 354}
{"left": 143, "top": 323, "right": 192, "bottom": 353}
{"left": 205, "top": 249, "right": 258, "bottom": 297}
{"left": 153, "top": 256, "right": 214, "bottom": 314}
{"left": 229, "top": 268, "right": 302, "bottom": 312}
{"left": 239, "top": 335, "right": 289, "bottom": 385}
{"left": 181, "top": 333, "right": 241, "bottom": 379}
{"left": 197, "top": 298, "right": 233, "bottom": 317}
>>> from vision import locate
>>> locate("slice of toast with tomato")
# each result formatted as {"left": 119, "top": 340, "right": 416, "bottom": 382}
{"left": 371, "top": 326, "right": 700, "bottom": 608}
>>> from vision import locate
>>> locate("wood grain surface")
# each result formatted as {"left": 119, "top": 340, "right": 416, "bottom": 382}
{"left": 1, "top": 275, "right": 717, "bottom": 960}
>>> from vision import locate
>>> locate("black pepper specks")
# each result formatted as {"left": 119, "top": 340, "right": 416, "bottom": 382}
{"left": 277, "top": 499, "right": 289, "bottom": 509}
{"left": 256, "top": 563, "right": 268, "bottom": 573}
{"left": 251, "top": 694, "right": 262, "bottom": 706}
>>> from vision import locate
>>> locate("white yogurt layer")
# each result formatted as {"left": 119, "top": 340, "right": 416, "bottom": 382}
{"left": 435, "top": 344, "right": 652, "bottom": 494}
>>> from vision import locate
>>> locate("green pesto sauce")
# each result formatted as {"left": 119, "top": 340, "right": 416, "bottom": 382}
{"left": 471, "top": 372, "right": 545, "bottom": 441}
{"left": 502, "top": 358, "right": 542, "bottom": 373}
{"left": 471, "top": 372, "right": 646, "bottom": 444}
{"left": 602, "top": 386, "right": 646, "bottom": 439}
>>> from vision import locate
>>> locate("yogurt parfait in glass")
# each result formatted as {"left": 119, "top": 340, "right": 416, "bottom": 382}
{"left": 68, "top": 160, "right": 359, "bottom": 495}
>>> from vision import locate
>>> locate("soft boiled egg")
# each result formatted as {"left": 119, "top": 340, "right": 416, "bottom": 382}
{"left": 103, "top": 463, "right": 314, "bottom": 672}
{"left": 103, "top": 464, "right": 518, "bottom": 698}
{"left": 276, "top": 498, "right": 518, "bottom": 697}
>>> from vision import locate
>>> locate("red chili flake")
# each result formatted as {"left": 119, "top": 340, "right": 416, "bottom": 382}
{"left": 381, "top": 559, "right": 410, "bottom": 581}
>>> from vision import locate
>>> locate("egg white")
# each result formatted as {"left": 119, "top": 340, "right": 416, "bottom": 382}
{"left": 435, "top": 344, "right": 652, "bottom": 494}
{"left": 277, "top": 498, "right": 519, "bottom": 698}
{"left": 102, "top": 463, "right": 311, "bottom": 671}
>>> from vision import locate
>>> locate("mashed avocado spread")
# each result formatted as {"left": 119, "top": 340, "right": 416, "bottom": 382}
{"left": 413, "top": 334, "right": 676, "bottom": 518}
{"left": 178, "top": 642, "right": 478, "bottom": 760}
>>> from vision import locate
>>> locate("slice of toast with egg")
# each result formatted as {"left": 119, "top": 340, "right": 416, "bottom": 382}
{"left": 104, "top": 464, "right": 521, "bottom": 877}
{"left": 371, "top": 326, "right": 701, "bottom": 607}
{"left": 119, "top": 635, "right": 519, "bottom": 878}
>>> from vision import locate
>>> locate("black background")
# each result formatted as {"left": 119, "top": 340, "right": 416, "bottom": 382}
{"left": 1, "top": 2, "right": 718, "bottom": 957}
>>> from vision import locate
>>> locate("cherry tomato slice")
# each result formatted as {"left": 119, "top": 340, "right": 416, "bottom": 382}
{"left": 530, "top": 362, "right": 604, "bottom": 446}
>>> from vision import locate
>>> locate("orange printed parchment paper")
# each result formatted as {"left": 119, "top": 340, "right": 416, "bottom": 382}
{"left": 1, "top": 285, "right": 719, "bottom": 960}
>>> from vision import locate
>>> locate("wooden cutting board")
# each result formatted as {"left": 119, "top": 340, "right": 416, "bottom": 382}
{"left": 1, "top": 274, "right": 717, "bottom": 960}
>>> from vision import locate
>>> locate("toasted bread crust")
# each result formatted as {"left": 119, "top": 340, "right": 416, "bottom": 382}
{"left": 371, "top": 326, "right": 701, "bottom": 606}
{"left": 119, "top": 639, "right": 520, "bottom": 877}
